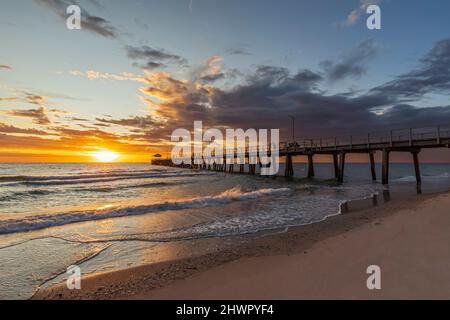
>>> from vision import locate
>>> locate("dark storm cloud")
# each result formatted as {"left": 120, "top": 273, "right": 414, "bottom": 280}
{"left": 134, "top": 38, "right": 450, "bottom": 142}
{"left": 292, "top": 69, "right": 323, "bottom": 84}
{"left": 34, "top": 0, "right": 118, "bottom": 38}
{"left": 321, "top": 39, "right": 378, "bottom": 81}
{"left": 379, "top": 104, "right": 450, "bottom": 128}
{"left": 209, "top": 74, "right": 386, "bottom": 135}
{"left": 249, "top": 65, "right": 290, "bottom": 83}
{"left": 210, "top": 78, "right": 450, "bottom": 138}
{"left": 125, "top": 45, "right": 188, "bottom": 70}
{"left": 76, "top": 38, "right": 450, "bottom": 145}
{"left": 371, "top": 38, "right": 450, "bottom": 100}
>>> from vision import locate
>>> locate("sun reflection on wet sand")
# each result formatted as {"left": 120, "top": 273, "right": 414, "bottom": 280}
{"left": 97, "top": 204, "right": 116, "bottom": 211}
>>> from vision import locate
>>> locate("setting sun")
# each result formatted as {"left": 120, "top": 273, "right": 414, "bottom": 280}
{"left": 92, "top": 151, "right": 119, "bottom": 162}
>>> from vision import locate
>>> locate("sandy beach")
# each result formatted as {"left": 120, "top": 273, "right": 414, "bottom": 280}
{"left": 33, "top": 191, "right": 450, "bottom": 300}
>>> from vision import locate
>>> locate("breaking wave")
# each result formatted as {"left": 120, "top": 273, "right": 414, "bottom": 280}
{"left": 0, "top": 187, "right": 290, "bottom": 234}
{"left": 1, "top": 171, "right": 215, "bottom": 186}
{"left": 395, "top": 172, "right": 450, "bottom": 182}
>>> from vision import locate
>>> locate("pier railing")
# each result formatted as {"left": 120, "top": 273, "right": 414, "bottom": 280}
{"left": 279, "top": 125, "right": 450, "bottom": 152}
{"left": 211, "top": 125, "right": 450, "bottom": 155}
{"left": 169, "top": 124, "right": 450, "bottom": 185}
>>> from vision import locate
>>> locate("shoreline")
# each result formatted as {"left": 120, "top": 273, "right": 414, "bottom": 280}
{"left": 33, "top": 190, "right": 450, "bottom": 300}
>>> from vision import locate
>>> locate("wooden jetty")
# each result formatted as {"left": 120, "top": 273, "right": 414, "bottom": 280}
{"left": 155, "top": 125, "right": 450, "bottom": 185}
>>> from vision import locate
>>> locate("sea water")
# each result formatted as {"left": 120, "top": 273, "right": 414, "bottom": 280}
{"left": 1, "top": 162, "right": 450, "bottom": 299}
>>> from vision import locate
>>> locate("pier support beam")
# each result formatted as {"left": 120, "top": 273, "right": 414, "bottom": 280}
{"left": 229, "top": 164, "right": 234, "bottom": 173}
{"left": 307, "top": 154, "right": 315, "bottom": 178}
{"left": 382, "top": 149, "right": 390, "bottom": 185}
{"left": 249, "top": 164, "right": 256, "bottom": 175}
{"left": 338, "top": 152, "right": 346, "bottom": 183}
{"left": 369, "top": 152, "right": 377, "bottom": 181}
{"left": 284, "top": 155, "right": 294, "bottom": 177}
{"left": 333, "top": 154, "right": 339, "bottom": 179}
{"left": 412, "top": 151, "right": 421, "bottom": 185}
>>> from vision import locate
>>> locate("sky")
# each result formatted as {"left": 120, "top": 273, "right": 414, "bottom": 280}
{"left": 0, "top": 0, "right": 450, "bottom": 162}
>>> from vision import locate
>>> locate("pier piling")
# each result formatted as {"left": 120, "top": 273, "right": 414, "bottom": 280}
{"left": 338, "top": 152, "right": 346, "bottom": 183}
{"left": 333, "top": 153, "right": 339, "bottom": 179}
{"left": 369, "top": 152, "right": 377, "bottom": 181}
{"left": 412, "top": 151, "right": 421, "bottom": 185}
{"left": 285, "top": 155, "right": 294, "bottom": 177}
{"left": 160, "top": 124, "right": 447, "bottom": 185}
{"left": 382, "top": 149, "right": 390, "bottom": 185}
{"left": 307, "top": 154, "right": 315, "bottom": 178}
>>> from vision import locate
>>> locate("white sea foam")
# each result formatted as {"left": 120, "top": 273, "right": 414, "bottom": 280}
{"left": 0, "top": 187, "right": 290, "bottom": 234}
{"left": 14, "top": 172, "right": 215, "bottom": 186}
{"left": 0, "top": 169, "right": 194, "bottom": 184}
{"left": 394, "top": 172, "right": 450, "bottom": 182}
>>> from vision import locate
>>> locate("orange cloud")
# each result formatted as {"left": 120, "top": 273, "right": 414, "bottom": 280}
{"left": 4, "top": 107, "right": 51, "bottom": 125}
{"left": 70, "top": 70, "right": 147, "bottom": 83}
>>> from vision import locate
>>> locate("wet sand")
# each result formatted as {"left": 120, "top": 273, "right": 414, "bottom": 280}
{"left": 34, "top": 192, "right": 450, "bottom": 300}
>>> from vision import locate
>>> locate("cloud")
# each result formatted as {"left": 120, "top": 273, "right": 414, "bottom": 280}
{"left": 70, "top": 70, "right": 147, "bottom": 82}
{"left": 125, "top": 45, "right": 188, "bottom": 70}
{"left": 122, "top": 38, "right": 450, "bottom": 143}
{"left": 3, "top": 38, "right": 450, "bottom": 160}
{"left": 96, "top": 116, "right": 157, "bottom": 129}
{"left": 371, "top": 38, "right": 450, "bottom": 100}
{"left": 0, "top": 97, "right": 17, "bottom": 101}
{"left": 191, "top": 55, "right": 225, "bottom": 83}
{"left": 292, "top": 69, "right": 323, "bottom": 86}
{"left": 225, "top": 48, "right": 252, "bottom": 56}
{"left": 0, "top": 65, "right": 12, "bottom": 70}
{"left": 34, "top": 0, "right": 118, "bottom": 38}
{"left": 71, "top": 117, "right": 90, "bottom": 122}
{"left": 5, "top": 107, "right": 51, "bottom": 125}
{"left": 321, "top": 39, "right": 378, "bottom": 81}
{"left": 345, "top": 0, "right": 382, "bottom": 26}
{"left": 0, "top": 124, "right": 160, "bottom": 160}
{"left": 25, "top": 94, "right": 47, "bottom": 105}
{"left": 0, "top": 122, "right": 53, "bottom": 136}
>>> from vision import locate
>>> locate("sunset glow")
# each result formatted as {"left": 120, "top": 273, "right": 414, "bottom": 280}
{"left": 92, "top": 151, "right": 119, "bottom": 162}
{"left": 1, "top": 1, "right": 450, "bottom": 164}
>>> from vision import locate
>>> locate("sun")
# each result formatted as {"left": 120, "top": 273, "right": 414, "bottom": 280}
{"left": 92, "top": 151, "right": 119, "bottom": 162}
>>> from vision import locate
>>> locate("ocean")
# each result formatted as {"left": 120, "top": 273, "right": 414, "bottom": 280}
{"left": 1, "top": 162, "right": 450, "bottom": 299}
